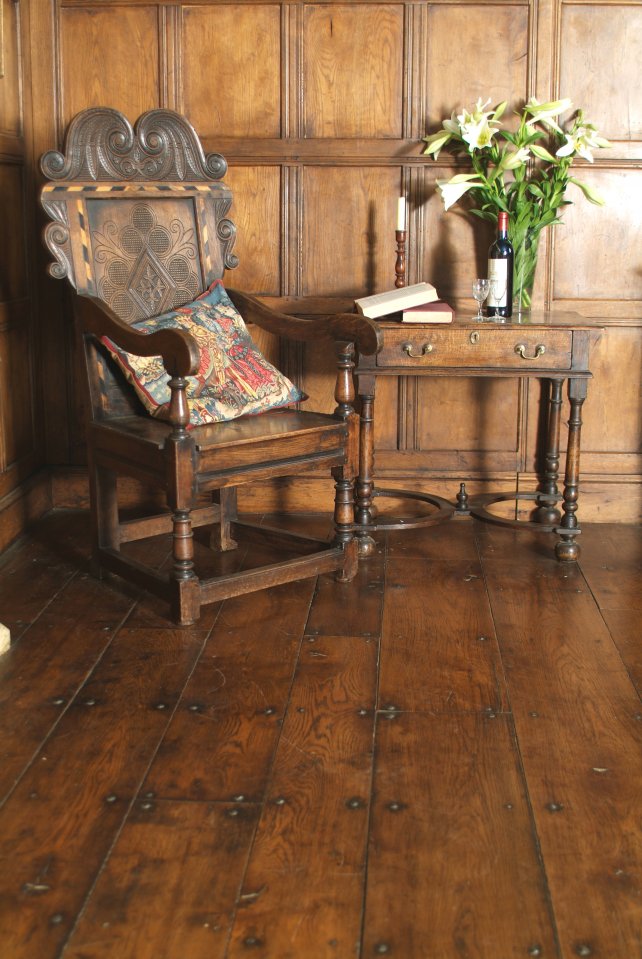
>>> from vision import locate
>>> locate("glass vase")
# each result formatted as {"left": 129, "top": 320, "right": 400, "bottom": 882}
{"left": 512, "top": 229, "right": 540, "bottom": 319}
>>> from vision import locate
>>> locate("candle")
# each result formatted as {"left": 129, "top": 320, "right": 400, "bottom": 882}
{"left": 396, "top": 196, "right": 406, "bottom": 231}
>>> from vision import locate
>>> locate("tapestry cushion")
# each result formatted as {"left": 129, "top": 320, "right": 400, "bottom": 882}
{"left": 101, "top": 281, "right": 304, "bottom": 426}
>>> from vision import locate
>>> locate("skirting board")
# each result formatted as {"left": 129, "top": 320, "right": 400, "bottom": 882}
{"left": 48, "top": 467, "right": 642, "bottom": 524}
{"left": 0, "top": 471, "right": 53, "bottom": 554}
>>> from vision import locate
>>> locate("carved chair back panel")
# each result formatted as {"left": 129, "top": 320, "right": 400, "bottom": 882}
{"left": 42, "top": 184, "right": 234, "bottom": 323}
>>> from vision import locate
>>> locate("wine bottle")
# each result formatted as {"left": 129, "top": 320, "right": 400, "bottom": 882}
{"left": 486, "top": 211, "right": 513, "bottom": 318}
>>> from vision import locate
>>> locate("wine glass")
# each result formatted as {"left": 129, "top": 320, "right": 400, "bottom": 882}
{"left": 472, "top": 278, "right": 490, "bottom": 321}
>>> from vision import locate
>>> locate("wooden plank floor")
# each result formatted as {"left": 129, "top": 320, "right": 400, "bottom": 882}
{"left": 0, "top": 511, "right": 640, "bottom": 959}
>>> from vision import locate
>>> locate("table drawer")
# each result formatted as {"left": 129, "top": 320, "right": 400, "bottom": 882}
{"left": 377, "top": 327, "right": 573, "bottom": 370}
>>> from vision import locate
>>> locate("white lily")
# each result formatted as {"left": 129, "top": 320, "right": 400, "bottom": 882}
{"left": 499, "top": 146, "right": 530, "bottom": 171}
{"left": 524, "top": 96, "right": 573, "bottom": 134}
{"left": 437, "top": 174, "right": 483, "bottom": 210}
{"left": 443, "top": 112, "right": 461, "bottom": 135}
{"left": 422, "top": 110, "right": 462, "bottom": 158}
{"left": 422, "top": 128, "right": 453, "bottom": 158}
{"left": 556, "top": 122, "right": 611, "bottom": 163}
{"left": 456, "top": 98, "right": 500, "bottom": 151}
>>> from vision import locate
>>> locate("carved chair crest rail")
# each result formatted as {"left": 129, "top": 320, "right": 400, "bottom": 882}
{"left": 40, "top": 107, "right": 381, "bottom": 625}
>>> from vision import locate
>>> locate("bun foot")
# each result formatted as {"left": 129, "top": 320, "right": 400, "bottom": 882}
{"left": 555, "top": 536, "right": 580, "bottom": 562}
{"left": 534, "top": 504, "right": 561, "bottom": 526}
{"left": 357, "top": 534, "right": 377, "bottom": 558}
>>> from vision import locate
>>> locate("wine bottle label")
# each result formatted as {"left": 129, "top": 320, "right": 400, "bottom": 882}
{"left": 487, "top": 260, "right": 509, "bottom": 307}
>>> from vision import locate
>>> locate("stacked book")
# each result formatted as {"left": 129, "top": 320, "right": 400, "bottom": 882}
{"left": 355, "top": 282, "right": 453, "bottom": 324}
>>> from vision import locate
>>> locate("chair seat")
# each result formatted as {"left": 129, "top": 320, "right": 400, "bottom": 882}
{"left": 191, "top": 408, "right": 346, "bottom": 450}
{"left": 92, "top": 408, "right": 349, "bottom": 490}
{"left": 93, "top": 408, "right": 345, "bottom": 449}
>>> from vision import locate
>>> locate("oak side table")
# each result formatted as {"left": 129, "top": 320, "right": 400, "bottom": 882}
{"left": 354, "top": 311, "right": 603, "bottom": 561}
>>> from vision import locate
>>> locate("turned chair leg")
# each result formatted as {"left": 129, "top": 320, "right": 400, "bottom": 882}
{"left": 169, "top": 509, "right": 201, "bottom": 625}
{"left": 333, "top": 468, "right": 358, "bottom": 582}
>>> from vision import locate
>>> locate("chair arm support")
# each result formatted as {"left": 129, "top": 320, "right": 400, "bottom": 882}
{"left": 226, "top": 288, "right": 382, "bottom": 356}
{"left": 77, "top": 295, "right": 201, "bottom": 377}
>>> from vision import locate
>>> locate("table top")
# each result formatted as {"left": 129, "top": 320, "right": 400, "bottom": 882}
{"left": 378, "top": 310, "right": 606, "bottom": 331}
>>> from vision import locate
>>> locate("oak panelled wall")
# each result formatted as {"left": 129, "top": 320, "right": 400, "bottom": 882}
{"left": 1, "top": 0, "right": 640, "bottom": 545}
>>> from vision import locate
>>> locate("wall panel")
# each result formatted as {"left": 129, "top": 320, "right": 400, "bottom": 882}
{"left": 416, "top": 377, "right": 521, "bottom": 460}
{"left": 302, "top": 165, "right": 401, "bottom": 295}
{"left": 425, "top": 4, "right": 530, "bottom": 124}
{"left": 180, "top": 5, "right": 282, "bottom": 138}
{"left": 0, "top": 164, "right": 28, "bottom": 301}
{"left": 559, "top": 4, "right": 642, "bottom": 161}
{"left": 0, "top": 323, "right": 35, "bottom": 467}
{"left": 0, "top": 0, "right": 21, "bottom": 137}
{"left": 553, "top": 171, "right": 642, "bottom": 309}
{"left": 302, "top": 4, "right": 404, "bottom": 138}
{"left": 224, "top": 165, "right": 282, "bottom": 295}
{"left": 59, "top": 6, "right": 161, "bottom": 127}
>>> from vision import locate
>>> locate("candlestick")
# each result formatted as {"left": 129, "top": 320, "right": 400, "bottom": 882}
{"left": 396, "top": 196, "right": 406, "bottom": 232}
{"left": 395, "top": 230, "right": 406, "bottom": 288}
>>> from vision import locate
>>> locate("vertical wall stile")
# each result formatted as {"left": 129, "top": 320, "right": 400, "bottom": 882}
{"left": 409, "top": 1, "right": 430, "bottom": 289}
{"left": 163, "top": 4, "right": 180, "bottom": 112}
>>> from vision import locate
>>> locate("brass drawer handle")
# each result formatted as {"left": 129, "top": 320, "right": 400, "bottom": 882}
{"left": 515, "top": 343, "right": 546, "bottom": 360}
{"left": 402, "top": 342, "right": 433, "bottom": 358}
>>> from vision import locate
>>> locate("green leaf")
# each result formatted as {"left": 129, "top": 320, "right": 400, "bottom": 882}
{"left": 569, "top": 177, "right": 606, "bottom": 205}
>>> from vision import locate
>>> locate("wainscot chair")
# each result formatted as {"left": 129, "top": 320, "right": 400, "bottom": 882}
{"left": 40, "top": 107, "right": 381, "bottom": 625}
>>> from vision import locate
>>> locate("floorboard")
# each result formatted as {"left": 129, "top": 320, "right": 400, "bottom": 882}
{"left": 0, "top": 511, "right": 639, "bottom": 959}
{"left": 363, "top": 712, "right": 558, "bottom": 958}
{"left": 483, "top": 557, "right": 642, "bottom": 958}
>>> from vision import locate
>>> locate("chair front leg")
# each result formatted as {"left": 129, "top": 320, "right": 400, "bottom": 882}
{"left": 333, "top": 340, "right": 357, "bottom": 423}
{"left": 166, "top": 376, "right": 200, "bottom": 624}
{"left": 332, "top": 465, "right": 359, "bottom": 582}
{"left": 331, "top": 340, "right": 360, "bottom": 582}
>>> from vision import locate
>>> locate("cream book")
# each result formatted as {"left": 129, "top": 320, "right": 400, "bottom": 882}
{"left": 355, "top": 282, "right": 438, "bottom": 319}
{"left": 402, "top": 300, "right": 454, "bottom": 324}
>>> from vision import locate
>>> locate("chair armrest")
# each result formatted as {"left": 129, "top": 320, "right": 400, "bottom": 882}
{"left": 76, "top": 295, "right": 201, "bottom": 377}
{"left": 226, "top": 288, "right": 382, "bottom": 356}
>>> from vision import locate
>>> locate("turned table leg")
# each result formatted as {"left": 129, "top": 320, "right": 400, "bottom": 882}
{"left": 355, "top": 378, "right": 377, "bottom": 557}
{"left": 534, "top": 378, "right": 563, "bottom": 525}
{"left": 555, "top": 378, "right": 587, "bottom": 562}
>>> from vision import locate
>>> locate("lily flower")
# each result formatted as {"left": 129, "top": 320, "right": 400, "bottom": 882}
{"left": 556, "top": 121, "right": 611, "bottom": 162}
{"left": 456, "top": 98, "right": 501, "bottom": 151}
{"left": 436, "top": 174, "right": 484, "bottom": 210}
{"left": 498, "top": 146, "right": 531, "bottom": 172}
{"left": 422, "top": 128, "right": 454, "bottom": 159}
{"left": 524, "top": 96, "right": 573, "bottom": 134}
